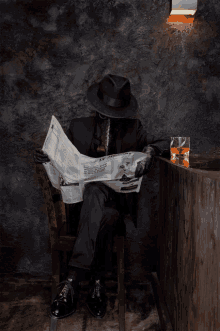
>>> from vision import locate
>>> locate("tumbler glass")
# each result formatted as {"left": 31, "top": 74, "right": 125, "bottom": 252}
{"left": 170, "top": 137, "right": 190, "bottom": 167}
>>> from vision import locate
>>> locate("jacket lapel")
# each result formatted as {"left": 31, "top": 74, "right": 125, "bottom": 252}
{"left": 69, "top": 117, "right": 95, "bottom": 156}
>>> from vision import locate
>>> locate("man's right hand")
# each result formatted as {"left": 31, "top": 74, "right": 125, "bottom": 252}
{"left": 33, "top": 148, "right": 50, "bottom": 164}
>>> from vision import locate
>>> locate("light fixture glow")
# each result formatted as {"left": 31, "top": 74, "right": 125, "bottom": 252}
{"left": 167, "top": 0, "right": 197, "bottom": 29}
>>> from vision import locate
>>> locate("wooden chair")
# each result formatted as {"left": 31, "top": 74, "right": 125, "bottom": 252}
{"left": 36, "top": 163, "right": 127, "bottom": 331}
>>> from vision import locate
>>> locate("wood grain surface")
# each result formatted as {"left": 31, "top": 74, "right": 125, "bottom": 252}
{"left": 158, "top": 155, "right": 220, "bottom": 331}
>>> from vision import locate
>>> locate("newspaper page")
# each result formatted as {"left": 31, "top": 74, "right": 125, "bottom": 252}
{"left": 42, "top": 116, "right": 148, "bottom": 204}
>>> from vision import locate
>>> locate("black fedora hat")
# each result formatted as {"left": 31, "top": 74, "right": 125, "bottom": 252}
{"left": 87, "top": 74, "right": 138, "bottom": 118}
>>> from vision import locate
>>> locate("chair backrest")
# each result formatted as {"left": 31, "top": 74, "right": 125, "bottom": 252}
{"left": 35, "top": 164, "right": 66, "bottom": 245}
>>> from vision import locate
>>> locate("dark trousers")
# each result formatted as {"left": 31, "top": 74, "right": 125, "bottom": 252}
{"left": 68, "top": 182, "right": 121, "bottom": 278}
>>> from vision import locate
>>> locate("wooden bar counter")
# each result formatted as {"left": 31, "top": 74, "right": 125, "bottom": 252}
{"left": 157, "top": 154, "right": 220, "bottom": 331}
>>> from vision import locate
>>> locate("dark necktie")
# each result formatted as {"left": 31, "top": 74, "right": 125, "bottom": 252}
{"left": 97, "top": 118, "right": 111, "bottom": 156}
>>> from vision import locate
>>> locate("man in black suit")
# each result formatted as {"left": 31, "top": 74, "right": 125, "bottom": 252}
{"left": 34, "top": 74, "right": 170, "bottom": 320}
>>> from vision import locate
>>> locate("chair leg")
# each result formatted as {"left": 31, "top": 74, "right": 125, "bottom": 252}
{"left": 50, "top": 250, "right": 61, "bottom": 331}
{"left": 116, "top": 235, "right": 125, "bottom": 331}
{"left": 50, "top": 316, "right": 58, "bottom": 331}
{"left": 51, "top": 250, "right": 61, "bottom": 302}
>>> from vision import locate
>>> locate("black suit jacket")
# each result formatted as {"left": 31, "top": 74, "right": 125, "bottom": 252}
{"left": 66, "top": 116, "right": 170, "bottom": 228}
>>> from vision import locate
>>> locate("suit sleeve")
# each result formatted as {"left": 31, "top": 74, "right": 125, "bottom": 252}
{"left": 136, "top": 119, "right": 170, "bottom": 156}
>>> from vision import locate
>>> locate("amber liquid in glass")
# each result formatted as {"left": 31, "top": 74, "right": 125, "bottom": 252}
{"left": 171, "top": 147, "right": 190, "bottom": 168}
{"left": 171, "top": 147, "right": 190, "bottom": 155}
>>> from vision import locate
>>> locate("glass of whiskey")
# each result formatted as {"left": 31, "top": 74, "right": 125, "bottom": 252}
{"left": 170, "top": 137, "right": 190, "bottom": 167}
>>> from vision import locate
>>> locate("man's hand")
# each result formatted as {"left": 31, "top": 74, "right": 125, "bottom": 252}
{"left": 135, "top": 146, "right": 156, "bottom": 178}
{"left": 33, "top": 148, "right": 50, "bottom": 164}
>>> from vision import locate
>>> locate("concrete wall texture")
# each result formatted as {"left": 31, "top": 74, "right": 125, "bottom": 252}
{"left": 1, "top": 0, "right": 220, "bottom": 280}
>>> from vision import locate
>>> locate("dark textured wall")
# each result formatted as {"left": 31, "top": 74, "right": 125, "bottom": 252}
{"left": 1, "top": 0, "right": 220, "bottom": 280}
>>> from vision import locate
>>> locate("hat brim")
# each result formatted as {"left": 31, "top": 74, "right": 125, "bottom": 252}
{"left": 87, "top": 82, "right": 138, "bottom": 118}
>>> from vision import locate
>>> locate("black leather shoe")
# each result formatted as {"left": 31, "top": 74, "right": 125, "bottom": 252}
{"left": 50, "top": 279, "right": 79, "bottom": 319}
{"left": 86, "top": 279, "right": 107, "bottom": 319}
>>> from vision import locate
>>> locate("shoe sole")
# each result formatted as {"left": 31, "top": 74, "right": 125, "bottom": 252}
{"left": 85, "top": 301, "right": 106, "bottom": 319}
{"left": 49, "top": 307, "right": 77, "bottom": 320}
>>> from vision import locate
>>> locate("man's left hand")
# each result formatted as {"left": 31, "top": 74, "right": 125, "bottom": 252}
{"left": 135, "top": 146, "right": 156, "bottom": 178}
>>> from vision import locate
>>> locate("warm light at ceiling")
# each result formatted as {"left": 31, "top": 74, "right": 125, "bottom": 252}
{"left": 168, "top": 15, "right": 194, "bottom": 23}
{"left": 167, "top": 1, "right": 197, "bottom": 28}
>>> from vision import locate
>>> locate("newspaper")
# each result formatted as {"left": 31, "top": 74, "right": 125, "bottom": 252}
{"left": 42, "top": 115, "right": 149, "bottom": 204}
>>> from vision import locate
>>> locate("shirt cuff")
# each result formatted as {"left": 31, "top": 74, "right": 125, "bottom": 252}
{"left": 145, "top": 145, "right": 162, "bottom": 156}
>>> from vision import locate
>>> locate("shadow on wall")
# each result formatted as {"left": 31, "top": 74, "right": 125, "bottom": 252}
{"left": 0, "top": 223, "right": 25, "bottom": 274}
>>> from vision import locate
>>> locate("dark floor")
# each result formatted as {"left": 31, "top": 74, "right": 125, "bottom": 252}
{"left": 0, "top": 271, "right": 173, "bottom": 331}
